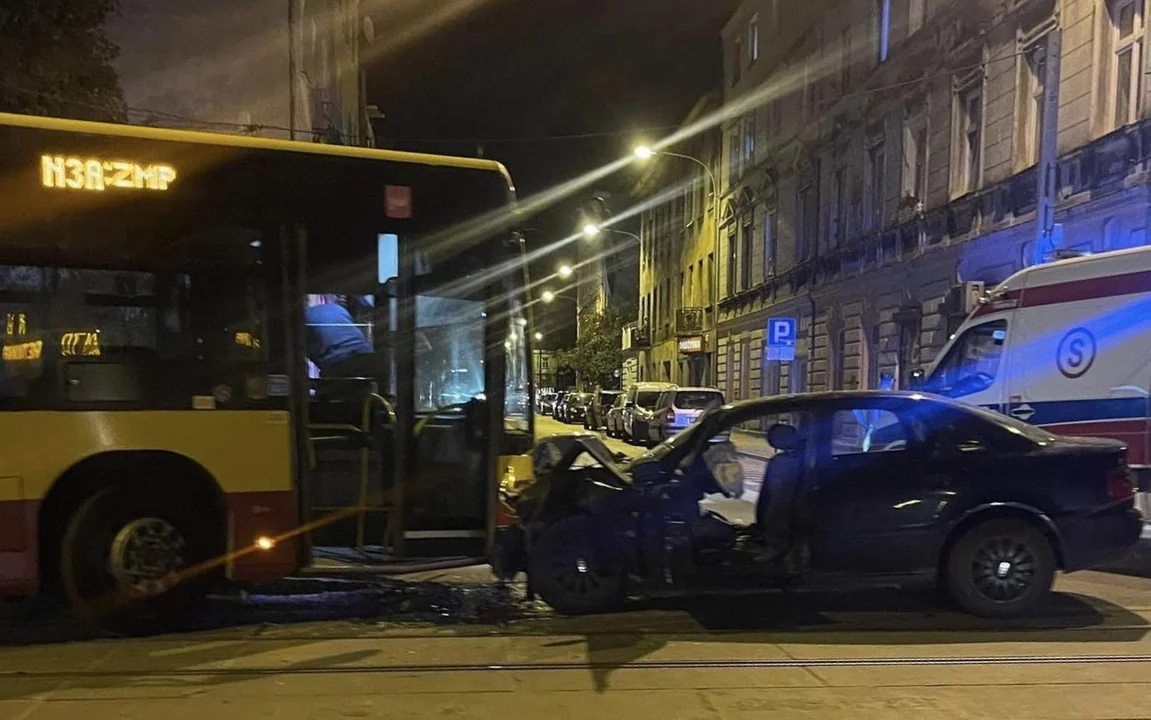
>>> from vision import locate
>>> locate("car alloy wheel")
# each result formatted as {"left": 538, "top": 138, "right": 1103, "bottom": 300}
{"left": 945, "top": 518, "right": 1055, "bottom": 619}
{"left": 970, "top": 536, "right": 1038, "bottom": 603}
{"left": 529, "top": 516, "right": 623, "bottom": 615}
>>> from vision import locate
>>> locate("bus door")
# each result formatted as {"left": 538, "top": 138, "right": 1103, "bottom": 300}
{"left": 393, "top": 236, "right": 501, "bottom": 559}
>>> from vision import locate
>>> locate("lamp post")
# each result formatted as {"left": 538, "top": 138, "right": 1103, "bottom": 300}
{"left": 634, "top": 144, "right": 721, "bottom": 385}
{"left": 582, "top": 223, "right": 640, "bottom": 244}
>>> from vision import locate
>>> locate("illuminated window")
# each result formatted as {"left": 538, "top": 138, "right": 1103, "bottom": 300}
{"left": 952, "top": 71, "right": 984, "bottom": 196}
{"left": 1106, "top": 0, "right": 1143, "bottom": 130}
{"left": 874, "top": 0, "right": 891, "bottom": 64}
{"left": 1017, "top": 39, "right": 1047, "bottom": 168}
{"left": 908, "top": 0, "right": 925, "bottom": 35}
{"left": 748, "top": 14, "right": 760, "bottom": 64}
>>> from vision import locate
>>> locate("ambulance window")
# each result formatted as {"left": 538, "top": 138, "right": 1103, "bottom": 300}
{"left": 930, "top": 320, "right": 1007, "bottom": 397}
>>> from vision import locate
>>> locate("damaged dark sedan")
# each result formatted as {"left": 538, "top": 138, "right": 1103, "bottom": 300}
{"left": 494, "top": 392, "right": 1143, "bottom": 619}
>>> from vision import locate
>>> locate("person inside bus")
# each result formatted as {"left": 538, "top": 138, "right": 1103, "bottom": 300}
{"left": 304, "top": 294, "right": 377, "bottom": 379}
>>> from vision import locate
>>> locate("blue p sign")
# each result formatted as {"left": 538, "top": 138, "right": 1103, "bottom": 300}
{"left": 768, "top": 317, "right": 797, "bottom": 347}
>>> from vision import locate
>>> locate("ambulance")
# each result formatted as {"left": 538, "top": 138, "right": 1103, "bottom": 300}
{"left": 916, "top": 245, "right": 1151, "bottom": 514}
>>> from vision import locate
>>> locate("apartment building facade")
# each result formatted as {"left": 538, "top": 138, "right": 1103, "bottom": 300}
{"left": 632, "top": 93, "right": 723, "bottom": 386}
{"left": 714, "top": 0, "right": 1151, "bottom": 401}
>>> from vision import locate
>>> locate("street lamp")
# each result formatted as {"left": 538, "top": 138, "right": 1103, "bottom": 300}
{"left": 582, "top": 223, "right": 601, "bottom": 239}
{"left": 541, "top": 290, "right": 557, "bottom": 303}
{"left": 633, "top": 145, "right": 655, "bottom": 160}
{"left": 533, "top": 331, "right": 544, "bottom": 341}
{"left": 557, "top": 264, "right": 574, "bottom": 279}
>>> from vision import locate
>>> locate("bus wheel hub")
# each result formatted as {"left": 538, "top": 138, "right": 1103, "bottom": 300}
{"left": 109, "top": 517, "right": 187, "bottom": 594}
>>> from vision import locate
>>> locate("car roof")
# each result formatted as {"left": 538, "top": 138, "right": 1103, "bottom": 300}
{"left": 719, "top": 390, "right": 949, "bottom": 414}
{"left": 674, "top": 387, "right": 723, "bottom": 393}
{"left": 634, "top": 383, "right": 677, "bottom": 390}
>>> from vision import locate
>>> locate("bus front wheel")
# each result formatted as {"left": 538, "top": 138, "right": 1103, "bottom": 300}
{"left": 59, "top": 482, "right": 215, "bottom": 633}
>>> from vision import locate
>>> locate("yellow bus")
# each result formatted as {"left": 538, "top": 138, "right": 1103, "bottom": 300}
{"left": 0, "top": 112, "right": 535, "bottom": 623}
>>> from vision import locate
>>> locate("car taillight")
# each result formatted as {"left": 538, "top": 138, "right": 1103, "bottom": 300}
{"left": 666, "top": 409, "right": 675, "bottom": 423}
{"left": 1108, "top": 465, "right": 1136, "bottom": 501}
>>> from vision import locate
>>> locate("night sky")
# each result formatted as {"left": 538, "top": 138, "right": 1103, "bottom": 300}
{"left": 365, "top": 0, "right": 736, "bottom": 338}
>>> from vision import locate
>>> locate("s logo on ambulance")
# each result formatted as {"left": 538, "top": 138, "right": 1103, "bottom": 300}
{"left": 1057, "top": 327, "right": 1096, "bottom": 379}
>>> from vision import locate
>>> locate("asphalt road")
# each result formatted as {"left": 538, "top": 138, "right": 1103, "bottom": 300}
{"left": 3, "top": 414, "right": 1151, "bottom": 719}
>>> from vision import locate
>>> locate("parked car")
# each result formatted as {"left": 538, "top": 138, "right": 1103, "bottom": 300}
{"left": 586, "top": 389, "right": 623, "bottom": 430}
{"left": 563, "top": 392, "right": 593, "bottom": 424}
{"left": 537, "top": 392, "right": 558, "bottom": 416}
{"left": 622, "top": 382, "right": 677, "bottom": 443}
{"left": 495, "top": 391, "right": 1142, "bottom": 619}
{"left": 606, "top": 393, "right": 628, "bottom": 438}
{"left": 640, "top": 387, "right": 726, "bottom": 446}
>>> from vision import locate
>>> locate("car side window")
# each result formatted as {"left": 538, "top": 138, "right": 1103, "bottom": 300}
{"left": 830, "top": 408, "right": 907, "bottom": 456}
{"left": 927, "top": 320, "right": 1007, "bottom": 397}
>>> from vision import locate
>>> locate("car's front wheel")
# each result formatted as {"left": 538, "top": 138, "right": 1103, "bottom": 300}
{"left": 529, "top": 515, "right": 625, "bottom": 615}
{"left": 945, "top": 518, "right": 1056, "bottom": 619}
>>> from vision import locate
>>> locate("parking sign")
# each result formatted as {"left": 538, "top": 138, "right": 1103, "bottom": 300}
{"left": 766, "top": 317, "right": 797, "bottom": 362}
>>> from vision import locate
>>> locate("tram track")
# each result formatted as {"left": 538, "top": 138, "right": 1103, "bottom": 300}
{"left": 5, "top": 653, "right": 1151, "bottom": 680}
{"left": 4, "top": 604, "right": 1150, "bottom": 644}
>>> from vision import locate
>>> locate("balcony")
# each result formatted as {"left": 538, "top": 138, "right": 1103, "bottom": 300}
{"left": 675, "top": 307, "right": 706, "bottom": 336}
{"left": 621, "top": 322, "right": 651, "bottom": 356}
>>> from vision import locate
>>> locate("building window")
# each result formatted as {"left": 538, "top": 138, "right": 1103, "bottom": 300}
{"left": 831, "top": 166, "right": 848, "bottom": 246}
{"left": 833, "top": 328, "right": 848, "bottom": 390}
{"left": 743, "top": 115, "right": 756, "bottom": 163}
{"left": 840, "top": 27, "right": 852, "bottom": 91}
{"left": 1018, "top": 39, "right": 1047, "bottom": 168}
{"left": 864, "top": 132, "right": 886, "bottom": 232}
{"left": 763, "top": 208, "right": 776, "bottom": 278}
{"left": 874, "top": 0, "right": 891, "bottom": 64}
{"left": 741, "top": 221, "right": 753, "bottom": 290}
{"left": 908, "top": 0, "right": 925, "bottom": 36}
{"left": 797, "top": 182, "right": 818, "bottom": 261}
{"left": 748, "top": 14, "right": 760, "bottom": 64}
{"left": 766, "top": 100, "right": 782, "bottom": 145}
{"left": 705, "top": 254, "right": 713, "bottom": 306}
{"left": 732, "top": 38, "right": 743, "bottom": 85}
{"left": 903, "top": 103, "right": 928, "bottom": 202}
{"left": 729, "top": 133, "right": 741, "bottom": 186}
{"left": 740, "top": 342, "right": 752, "bottom": 399}
{"left": 952, "top": 72, "right": 984, "bottom": 196}
{"left": 897, "top": 314, "right": 921, "bottom": 388}
{"left": 726, "top": 232, "right": 737, "bottom": 297}
{"left": 802, "top": 60, "right": 814, "bottom": 119}
{"left": 1107, "top": 0, "right": 1144, "bottom": 129}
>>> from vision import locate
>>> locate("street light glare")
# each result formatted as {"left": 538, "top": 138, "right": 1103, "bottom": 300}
{"left": 633, "top": 145, "right": 655, "bottom": 160}
{"left": 541, "top": 290, "right": 556, "bottom": 303}
{"left": 533, "top": 331, "right": 543, "bottom": 341}
{"left": 558, "top": 264, "right": 574, "bottom": 279}
{"left": 582, "top": 223, "right": 601, "bottom": 238}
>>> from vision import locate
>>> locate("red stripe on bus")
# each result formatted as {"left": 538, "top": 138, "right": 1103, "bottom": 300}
{"left": 0, "top": 498, "right": 39, "bottom": 596}
{"left": 228, "top": 490, "right": 299, "bottom": 582}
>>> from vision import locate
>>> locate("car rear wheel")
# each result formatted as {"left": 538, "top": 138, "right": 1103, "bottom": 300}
{"left": 529, "top": 515, "right": 624, "bottom": 615}
{"left": 945, "top": 518, "right": 1055, "bottom": 619}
